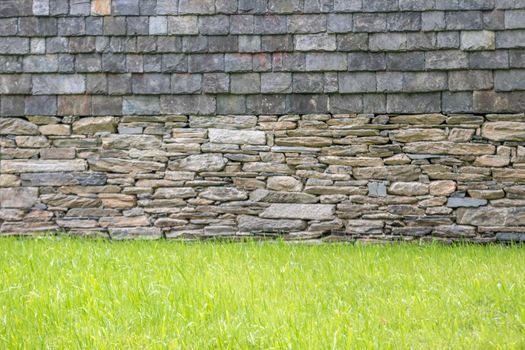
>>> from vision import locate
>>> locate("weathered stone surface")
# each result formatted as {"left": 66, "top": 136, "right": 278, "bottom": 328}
{"left": 0, "top": 118, "right": 39, "bottom": 135}
{"left": 447, "top": 197, "right": 487, "bottom": 208}
{"left": 109, "top": 227, "right": 162, "bottom": 240}
{"left": 208, "top": 129, "right": 266, "bottom": 145}
{"left": 482, "top": 122, "right": 525, "bottom": 141}
{"left": 1, "top": 160, "right": 86, "bottom": 173}
{"left": 368, "top": 182, "right": 387, "bottom": 197}
{"left": 267, "top": 176, "right": 303, "bottom": 192}
{"left": 238, "top": 215, "right": 306, "bottom": 233}
{"left": 474, "top": 155, "right": 510, "bottom": 167}
{"left": 169, "top": 154, "right": 227, "bottom": 172}
{"left": 72, "top": 117, "right": 118, "bottom": 134}
{"left": 41, "top": 194, "right": 101, "bottom": 208}
{"left": 153, "top": 187, "right": 196, "bottom": 199}
{"left": 250, "top": 189, "right": 318, "bottom": 203}
{"left": 389, "top": 114, "right": 446, "bottom": 125}
{"left": 21, "top": 172, "right": 106, "bottom": 186}
{"left": 102, "top": 135, "right": 161, "bottom": 149}
{"left": 0, "top": 187, "right": 38, "bottom": 208}
{"left": 200, "top": 187, "right": 248, "bottom": 201}
{"left": 457, "top": 208, "right": 525, "bottom": 226}
{"left": 88, "top": 158, "right": 165, "bottom": 173}
{"left": 260, "top": 204, "right": 335, "bottom": 220}
{"left": 353, "top": 166, "right": 421, "bottom": 181}
{"left": 388, "top": 182, "right": 429, "bottom": 196}
{"left": 404, "top": 142, "right": 495, "bottom": 155}
{"left": 0, "top": 175, "right": 21, "bottom": 187}
{"left": 429, "top": 180, "right": 456, "bottom": 196}
{"left": 346, "top": 220, "right": 384, "bottom": 235}
{"left": 389, "top": 129, "right": 446, "bottom": 142}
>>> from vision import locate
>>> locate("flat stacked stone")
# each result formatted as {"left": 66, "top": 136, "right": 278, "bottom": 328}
{"left": 1, "top": 113, "right": 525, "bottom": 243}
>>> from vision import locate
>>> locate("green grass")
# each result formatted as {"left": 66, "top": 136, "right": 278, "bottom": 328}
{"left": 0, "top": 239, "right": 524, "bottom": 349}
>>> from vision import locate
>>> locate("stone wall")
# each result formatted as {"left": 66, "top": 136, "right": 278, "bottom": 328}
{"left": 1, "top": 0, "right": 525, "bottom": 241}
{"left": 2, "top": 113, "right": 525, "bottom": 242}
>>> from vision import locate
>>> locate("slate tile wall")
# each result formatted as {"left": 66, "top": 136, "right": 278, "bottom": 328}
{"left": 0, "top": 0, "right": 524, "bottom": 116}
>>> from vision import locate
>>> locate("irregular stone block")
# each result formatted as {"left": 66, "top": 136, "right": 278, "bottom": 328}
{"left": 238, "top": 215, "right": 306, "bottom": 233}
{"left": 457, "top": 207, "right": 525, "bottom": 226}
{"left": 169, "top": 154, "right": 227, "bottom": 172}
{"left": 482, "top": 122, "right": 525, "bottom": 141}
{"left": 260, "top": 204, "right": 335, "bottom": 220}
{"left": 88, "top": 158, "right": 165, "bottom": 173}
{"left": 353, "top": 166, "right": 421, "bottom": 181}
{"left": 388, "top": 182, "right": 429, "bottom": 196}
{"left": 72, "top": 116, "right": 118, "bottom": 134}
{"left": 267, "top": 176, "right": 303, "bottom": 192}
{"left": 368, "top": 182, "right": 387, "bottom": 197}
{"left": 109, "top": 227, "right": 162, "bottom": 240}
{"left": 102, "top": 135, "right": 161, "bottom": 150}
{"left": 200, "top": 187, "right": 248, "bottom": 201}
{"left": 0, "top": 187, "right": 38, "bottom": 209}
{"left": 250, "top": 189, "right": 317, "bottom": 203}
{"left": 429, "top": 180, "right": 456, "bottom": 196}
{"left": 403, "top": 142, "right": 495, "bottom": 155}
{"left": 1, "top": 160, "right": 86, "bottom": 173}
{"left": 0, "top": 118, "right": 39, "bottom": 135}
{"left": 21, "top": 172, "right": 106, "bottom": 187}
{"left": 447, "top": 197, "right": 488, "bottom": 208}
{"left": 208, "top": 129, "right": 266, "bottom": 145}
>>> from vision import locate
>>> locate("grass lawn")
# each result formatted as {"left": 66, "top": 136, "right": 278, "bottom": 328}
{"left": 0, "top": 239, "right": 523, "bottom": 349}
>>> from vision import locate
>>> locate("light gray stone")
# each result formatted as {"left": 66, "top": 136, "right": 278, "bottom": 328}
{"left": 0, "top": 187, "right": 38, "bottom": 209}
{"left": 1, "top": 160, "right": 86, "bottom": 173}
{"left": 260, "top": 204, "right": 335, "bottom": 220}
{"left": 447, "top": 197, "right": 488, "bottom": 208}
{"left": 208, "top": 128, "right": 266, "bottom": 145}
{"left": 169, "top": 154, "right": 227, "bottom": 172}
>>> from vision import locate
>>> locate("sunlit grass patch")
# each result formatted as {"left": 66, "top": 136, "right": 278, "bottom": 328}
{"left": 0, "top": 238, "right": 524, "bottom": 349}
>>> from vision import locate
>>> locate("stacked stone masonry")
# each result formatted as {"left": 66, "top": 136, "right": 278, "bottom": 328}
{"left": 2, "top": 113, "right": 525, "bottom": 242}
{"left": 1, "top": 0, "right": 525, "bottom": 242}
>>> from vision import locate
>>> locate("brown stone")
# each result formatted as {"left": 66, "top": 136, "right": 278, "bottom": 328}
{"left": 99, "top": 194, "right": 136, "bottom": 208}
{"left": 481, "top": 122, "right": 525, "bottom": 141}
{"left": 39, "top": 124, "right": 71, "bottom": 135}
{"left": 429, "top": 180, "right": 456, "bottom": 196}
{"left": 40, "top": 148, "right": 76, "bottom": 160}
{"left": 100, "top": 216, "right": 150, "bottom": 227}
{"left": 88, "top": 158, "right": 165, "bottom": 173}
{"left": 15, "top": 136, "right": 49, "bottom": 148}
{"left": 389, "top": 129, "right": 447, "bottom": 142}
{"left": 72, "top": 116, "right": 118, "bottom": 134}
{"left": 58, "top": 95, "right": 91, "bottom": 116}
{"left": 388, "top": 182, "right": 429, "bottom": 196}
{"left": 91, "top": 0, "right": 111, "bottom": 15}
{"left": 473, "top": 155, "right": 510, "bottom": 167}
{"left": 0, "top": 175, "right": 21, "bottom": 187}
{"left": 267, "top": 176, "right": 303, "bottom": 192}
{"left": 353, "top": 166, "right": 421, "bottom": 181}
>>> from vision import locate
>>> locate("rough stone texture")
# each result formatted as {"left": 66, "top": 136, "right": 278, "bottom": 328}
{"left": 0, "top": 3, "right": 521, "bottom": 115}
{"left": 0, "top": 3, "right": 524, "bottom": 242}
{"left": 0, "top": 114, "right": 524, "bottom": 242}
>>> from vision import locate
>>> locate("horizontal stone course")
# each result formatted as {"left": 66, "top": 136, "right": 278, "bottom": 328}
{"left": 1, "top": 113, "right": 524, "bottom": 243}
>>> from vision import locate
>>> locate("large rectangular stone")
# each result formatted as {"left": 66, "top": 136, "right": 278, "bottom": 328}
{"left": 209, "top": 128, "right": 266, "bottom": 145}
{"left": 160, "top": 95, "right": 216, "bottom": 115}
{"left": 21, "top": 172, "right": 107, "bottom": 186}
{"left": 0, "top": 188, "right": 38, "bottom": 209}
{"left": 387, "top": 93, "right": 441, "bottom": 113}
{"left": 0, "top": 75, "right": 31, "bottom": 94}
{"left": 33, "top": 75, "right": 85, "bottom": 95}
{"left": 260, "top": 204, "right": 335, "bottom": 220}
{"left": 1, "top": 160, "right": 87, "bottom": 173}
